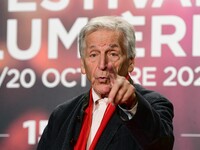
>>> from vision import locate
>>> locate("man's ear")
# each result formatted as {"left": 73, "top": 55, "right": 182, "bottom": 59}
{"left": 81, "top": 59, "right": 86, "bottom": 74}
{"left": 128, "top": 58, "right": 135, "bottom": 72}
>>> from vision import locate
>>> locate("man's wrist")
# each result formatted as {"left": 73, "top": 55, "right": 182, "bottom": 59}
{"left": 121, "top": 93, "right": 137, "bottom": 110}
{"left": 118, "top": 101, "right": 138, "bottom": 120}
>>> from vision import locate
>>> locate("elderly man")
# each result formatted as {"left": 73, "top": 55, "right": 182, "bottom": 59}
{"left": 37, "top": 16, "right": 174, "bottom": 150}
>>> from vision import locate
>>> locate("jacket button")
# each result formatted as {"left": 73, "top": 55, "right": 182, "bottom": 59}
{"left": 70, "top": 138, "right": 76, "bottom": 146}
{"left": 76, "top": 116, "right": 81, "bottom": 122}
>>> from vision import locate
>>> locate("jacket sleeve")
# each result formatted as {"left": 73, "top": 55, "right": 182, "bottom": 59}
{"left": 125, "top": 85, "right": 174, "bottom": 150}
{"left": 37, "top": 93, "right": 88, "bottom": 150}
{"left": 37, "top": 108, "right": 57, "bottom": 150}
{"left": 37, "top": 103, "right": 70, "bottom": 150}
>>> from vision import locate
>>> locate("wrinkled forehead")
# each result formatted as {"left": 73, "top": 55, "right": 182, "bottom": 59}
{"left": 87, "top": 43, "right": 121, "bottom": 51}
{"left": 85, "top": 28, "right": 125, "bottom": 45}
{"left": 86, "top": 32, "right": 125, "bottom": 53}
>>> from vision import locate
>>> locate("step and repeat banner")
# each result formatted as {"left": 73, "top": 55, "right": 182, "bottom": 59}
{"left": 0, "top": 0, "right": 200, "bottom": 149}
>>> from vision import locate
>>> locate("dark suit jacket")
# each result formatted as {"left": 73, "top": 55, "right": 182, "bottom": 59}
{"left": 37, "top": 84, "right": 174, "bottom": 150}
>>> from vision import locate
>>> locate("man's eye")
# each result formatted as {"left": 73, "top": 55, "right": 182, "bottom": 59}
{"left": 110, "top": 53, "right": 118, "bottom": 56}
{"left": 109, "top": 51, "right": 119, "bottom": 57}
{"left": 108, "top": 51, "right": 120, "bottom": 61}
{"left": 90, "top": 53, "right": 97, "bottom": 57}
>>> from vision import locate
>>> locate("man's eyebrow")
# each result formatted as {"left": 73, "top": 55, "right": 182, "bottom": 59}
{"left": 109, "top": 44, "right": 119, "bottom": 48}
{"left": 88, "top": 45, "right": 97, "bottom": 49}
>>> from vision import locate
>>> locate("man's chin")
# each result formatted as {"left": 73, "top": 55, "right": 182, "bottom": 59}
{"left": 93, "top": 85, "right": 111, "bottom": 98}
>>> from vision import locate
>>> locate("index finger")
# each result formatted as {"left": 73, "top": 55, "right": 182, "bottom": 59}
{"left": 107, "top": 62, "right": 119, "bottom": 104}
{"left": 107, "top": 62, "right": 117, "bottom": 84}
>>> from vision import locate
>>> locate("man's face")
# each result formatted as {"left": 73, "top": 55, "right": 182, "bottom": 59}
{"left": 81, "top": 29, "right": 134, "bottom": 97}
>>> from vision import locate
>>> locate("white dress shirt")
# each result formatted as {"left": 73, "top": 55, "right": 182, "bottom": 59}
{"left": 86, "top": 88, "right": 138, "bottom": 149}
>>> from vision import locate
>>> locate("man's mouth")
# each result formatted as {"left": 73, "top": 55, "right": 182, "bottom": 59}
{"left": 96, "top": 77, "right": 110, "bottom": 83}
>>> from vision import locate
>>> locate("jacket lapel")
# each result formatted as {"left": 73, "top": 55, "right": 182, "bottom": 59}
{"left": 95, "top": 110, "right": 123, "bottom": 150}
{"left": 61, "top": 92, "right": 90, "bottom": 150}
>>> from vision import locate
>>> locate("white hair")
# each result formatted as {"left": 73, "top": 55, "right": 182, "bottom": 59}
{"left": 78, "top": 16, "right": 136, "bottom": 58}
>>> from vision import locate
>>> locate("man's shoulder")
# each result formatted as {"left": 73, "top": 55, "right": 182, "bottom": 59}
{"left": 51, "top": 91, "right": 90, "bottom": 118}
{"left": 59, "top": 92, "right": 89, "bottom": 108}
{"left": 134, "top": 84, "right": 169, "bottom": 102}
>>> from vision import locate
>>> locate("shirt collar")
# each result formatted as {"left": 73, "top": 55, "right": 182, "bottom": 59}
{"left": 91, "top": 88, "right": 109, "bottom": 104}
{"left": 91, "top": 88, "right": 101, "bottom": 104}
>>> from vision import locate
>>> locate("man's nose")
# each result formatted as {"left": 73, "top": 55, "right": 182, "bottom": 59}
{"left": 98, "top": 54, "right": 107, "bottom": 70}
